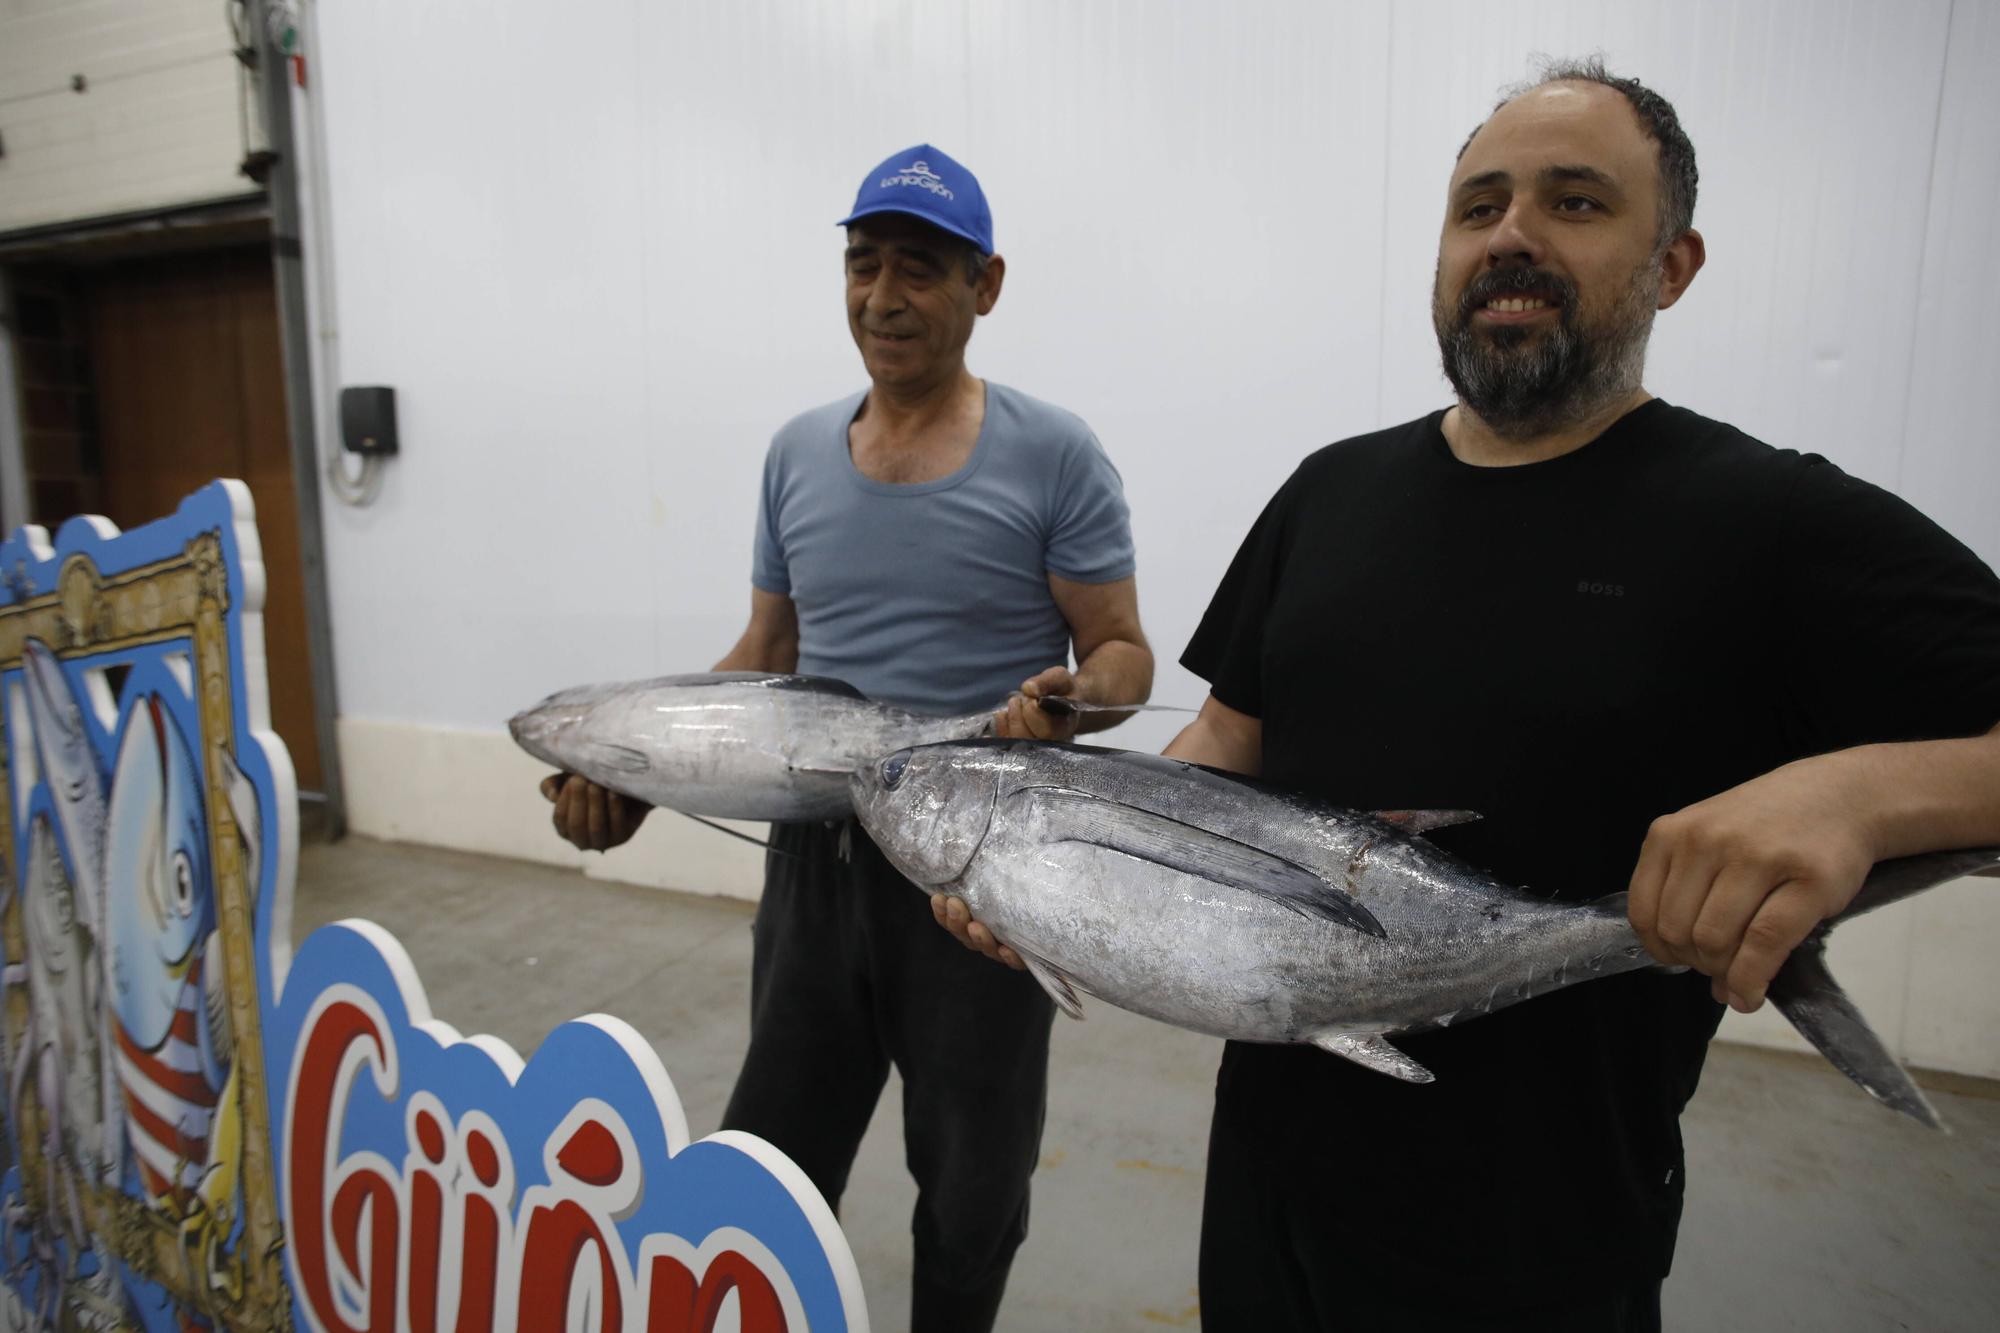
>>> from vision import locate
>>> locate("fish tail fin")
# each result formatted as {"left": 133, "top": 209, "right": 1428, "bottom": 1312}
{"left": 1771, "top": 848, "right": 1999, "bottom": 1131}
{"left": 1766, "top": 938, "right": 1944, "bottom": 1131}
{"left": 1834, "top": 847, "right": 2000, "bottom": 923}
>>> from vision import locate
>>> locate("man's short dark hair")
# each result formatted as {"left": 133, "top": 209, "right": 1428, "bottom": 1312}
{"left": 1459, "top": 56, "right": 1699, "bottom": 247}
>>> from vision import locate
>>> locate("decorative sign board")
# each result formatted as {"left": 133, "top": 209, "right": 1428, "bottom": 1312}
{"left": 0, "top": 482, "right": 867, "bottom": 1332}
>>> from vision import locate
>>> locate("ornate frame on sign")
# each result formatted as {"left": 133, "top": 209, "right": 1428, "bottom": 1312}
{"left": 0, "top": 527, "right": 289, "bottom": 1332}
{"left": 4, "top": 481, "right": 869, "bottom": 1333}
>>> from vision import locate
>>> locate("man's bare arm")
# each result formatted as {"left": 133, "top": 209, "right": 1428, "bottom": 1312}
{"left": 996, "top": 573, "right": 1154, "bottom": 740}
{"left": 1629, "top": 721, "right": 2000, "bottom": 1012}
{"left": 1162, "top": 692, "right": 1263, "bottom": 775}
{"left": 713, "top": 587, "right": 801, "bottom": 673}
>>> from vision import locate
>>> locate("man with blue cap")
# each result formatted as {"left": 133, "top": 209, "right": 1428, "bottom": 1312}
{"left": 543, "top": 143, "right": 1154, "bottom": 1328}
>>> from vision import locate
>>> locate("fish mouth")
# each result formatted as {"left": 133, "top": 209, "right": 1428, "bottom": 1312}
{"left": 509, "top": 683, "right": 616, "bottom": 766}
{"left": 506, "top": 709, "right": 559, "bottom": 765}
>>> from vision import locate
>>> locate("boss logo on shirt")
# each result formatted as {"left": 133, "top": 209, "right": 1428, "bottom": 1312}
{"left": 1577, "top": 579, "right": 1627, "bottom": 597}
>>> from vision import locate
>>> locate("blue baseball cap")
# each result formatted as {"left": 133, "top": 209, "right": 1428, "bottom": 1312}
{"left": 837, "top": 143, "right": 994, "bottom": 254}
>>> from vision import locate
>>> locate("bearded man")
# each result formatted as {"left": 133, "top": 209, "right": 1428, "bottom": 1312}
{"left": 938, "top": 59, "right": 2000, "bottom": 1330}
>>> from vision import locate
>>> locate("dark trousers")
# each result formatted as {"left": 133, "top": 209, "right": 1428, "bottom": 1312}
{"left": 719, "top": 821, "right": 1056, "bottom": 1333}
{"left": 1199, "top": 1114, "right": 1664, "bottom": 1332}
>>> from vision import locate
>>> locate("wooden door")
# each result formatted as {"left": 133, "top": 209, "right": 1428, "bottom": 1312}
{"left": 81, "top": 246, "right": 324, "bottom": 793}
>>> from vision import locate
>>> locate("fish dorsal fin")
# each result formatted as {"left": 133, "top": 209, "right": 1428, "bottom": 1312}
{"left": 664, "top": 671, "right": 869, "bottom": 699}
{"left": 1371, "top": 809, "right": 1481, "bottom": 835}
{"left": 1014, "top": 946, "right": 1086, "bottom": 1021}
{"left": 1017, "top": 786, "right": 1385, "bottom": 939}
{"left": 1767, "top": 938, "right": 1943, "bottom": 1130}
{"left": 1309, "top": 1032, "right": 1434, "bottom": 1083}
{"left": 763, "top": 673, "right": 868, "bottom": 699}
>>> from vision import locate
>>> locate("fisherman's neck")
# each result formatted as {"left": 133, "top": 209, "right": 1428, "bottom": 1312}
{"left": 1444, "top": 386, "right": 1654, "bottom": 468}
{"left": 857, "top": 367, "right": 984, "bottom": 450}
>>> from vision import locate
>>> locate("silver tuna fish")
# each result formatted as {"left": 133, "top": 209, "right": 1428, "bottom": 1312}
{"left": 509, "top": 672, "right": 1001, "bottom": 822}
{"left": 850, "top": 738, "right": 2000, "bottom": 1127}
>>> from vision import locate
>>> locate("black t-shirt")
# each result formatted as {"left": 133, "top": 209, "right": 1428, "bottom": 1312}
{"left": 1181, "top": 400, "right": 2000, "bottom": 1296}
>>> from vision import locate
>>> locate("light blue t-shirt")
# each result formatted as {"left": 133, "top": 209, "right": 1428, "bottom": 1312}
{"left": 752, "top": 382, "right": 1136, "bottom": 716}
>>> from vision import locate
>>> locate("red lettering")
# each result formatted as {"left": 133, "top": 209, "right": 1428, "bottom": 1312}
{"left": 454, "top": 1188, "right": 503, "bottom": 1333}
{"left": 644, "top": 1251, "right": 789, "bottom": 1333}
{"left": 453, "top": 1125, "right": 506, "bottom": 1333}
{"left": 287, "top": 1001, "right": 810, "bottom": 1333}
{"left": 407, "top": 1168, "right": 443, "bottom": 1333}
{"left": 517, "top": 1198, "right": 622, "bottom": 1333}
{"left": 288, "top": 997, "right": 399, "bottom": 1333}
{"left": 643, "top": 1256, "right": 697, "bottom": 1331}
{"left": 332, "top": 1171, "right": 399, "bottom": 1329}
{"left": 693, "top": 1252, "right": 787, "bottom": 1333}
{"left": 556, "top": 1119, "right": 625, "bottom": 1187}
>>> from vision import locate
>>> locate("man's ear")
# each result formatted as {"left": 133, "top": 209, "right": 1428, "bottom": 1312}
{"left": 1656, "top": 228, "right": 1705, "bottom": 310}
{"left": 975, "top": 253, "right": 1006, "bottom": 316}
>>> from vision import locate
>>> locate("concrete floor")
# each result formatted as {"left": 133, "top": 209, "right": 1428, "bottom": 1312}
{"left": 294, "top": 837, "right": 2000, "bottom": 1331}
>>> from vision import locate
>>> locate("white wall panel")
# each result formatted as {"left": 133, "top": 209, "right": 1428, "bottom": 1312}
{"left": 0, "top": 0, "right": 248, "bottom": 230}
{"left": 308, "top": 1, "right": 2000, "bottom": 1073}
{"left": 959, "top": 0, "right": 1394, "bottom": 753}
{"left": 1894, "top": 0, "right": 2000, "bottom": 1075}
{"left": 316, "top": 0, "right": 659, "bottom": 724}
{"left": 1899, "top": 0, "right": 2000, "bottom": 572}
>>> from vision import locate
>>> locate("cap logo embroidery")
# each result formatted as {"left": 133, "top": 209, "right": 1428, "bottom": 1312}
{"left": 879, "top": 160, "right": 954, "bottom": 199}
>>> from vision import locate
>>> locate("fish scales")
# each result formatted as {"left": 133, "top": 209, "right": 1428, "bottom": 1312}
{"left": 887, "top": 742, "right": 1644, "bottom": 1044}
{"left": 850, "top": 738, "right": 1999, "bottom": 1125}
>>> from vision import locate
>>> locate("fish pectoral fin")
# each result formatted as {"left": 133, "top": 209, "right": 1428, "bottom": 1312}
{"left": 1371, "top": 808, "right": 1482, "bottom": 836}
{"left": 1014, "top": 947, "right": 1086, "bottom": 1021}
{"left": 583, "top": 742, "right": 651, "bottom": 775}
{"left": 1308, "top": 1032, "right": 1434, "bottom": 1084}
{"left": 1767, "top": 938, "right": 1943, "bottom": 1130}
{"left": 1019, "top": 787, "right": 1386, "bottom": 938}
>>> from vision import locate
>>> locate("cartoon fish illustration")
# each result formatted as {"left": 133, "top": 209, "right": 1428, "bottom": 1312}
{"left": 9, "top": 817, "right": 106, "bottom": 1210}
{"left": 12, "top": 643, "right": 154, "bottom": 1329}
{"left": 104, "top": 693, "right": 236, "bottom": 1233}
{"left": 0, "top": 816, "right": 98, "bottom": 1332}
{"left": 19, "top": 640, "right": 122, "bottom": 1192}
{"left": 17, "top": 638, "right": 254, "bottom": 1303}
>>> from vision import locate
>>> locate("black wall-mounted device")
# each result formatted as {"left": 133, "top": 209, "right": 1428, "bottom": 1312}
{"left": 339, "top": 386, "right": 400, "bottom": 457}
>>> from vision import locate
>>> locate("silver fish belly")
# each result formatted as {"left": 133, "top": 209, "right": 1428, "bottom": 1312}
{"left": 881, "top": 741, "right": 1638, "bottom": 1043}
{"left": 967, "top": 822, "right": 1631, "bottom": 1045}
{"left": 850, "top": 738, "right": 1998, "bottom": 1123}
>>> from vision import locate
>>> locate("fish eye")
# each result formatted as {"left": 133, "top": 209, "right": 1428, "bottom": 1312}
{"left": 881, "top": 750, "right": 912, "bottom": 791}
{"left": 171, "top": 850, "right": 196, "bottom": 916}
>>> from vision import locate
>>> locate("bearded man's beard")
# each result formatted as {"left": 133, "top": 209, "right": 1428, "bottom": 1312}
{"left": 1433, "top": 260, "right": 1662, "bottom": 439}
